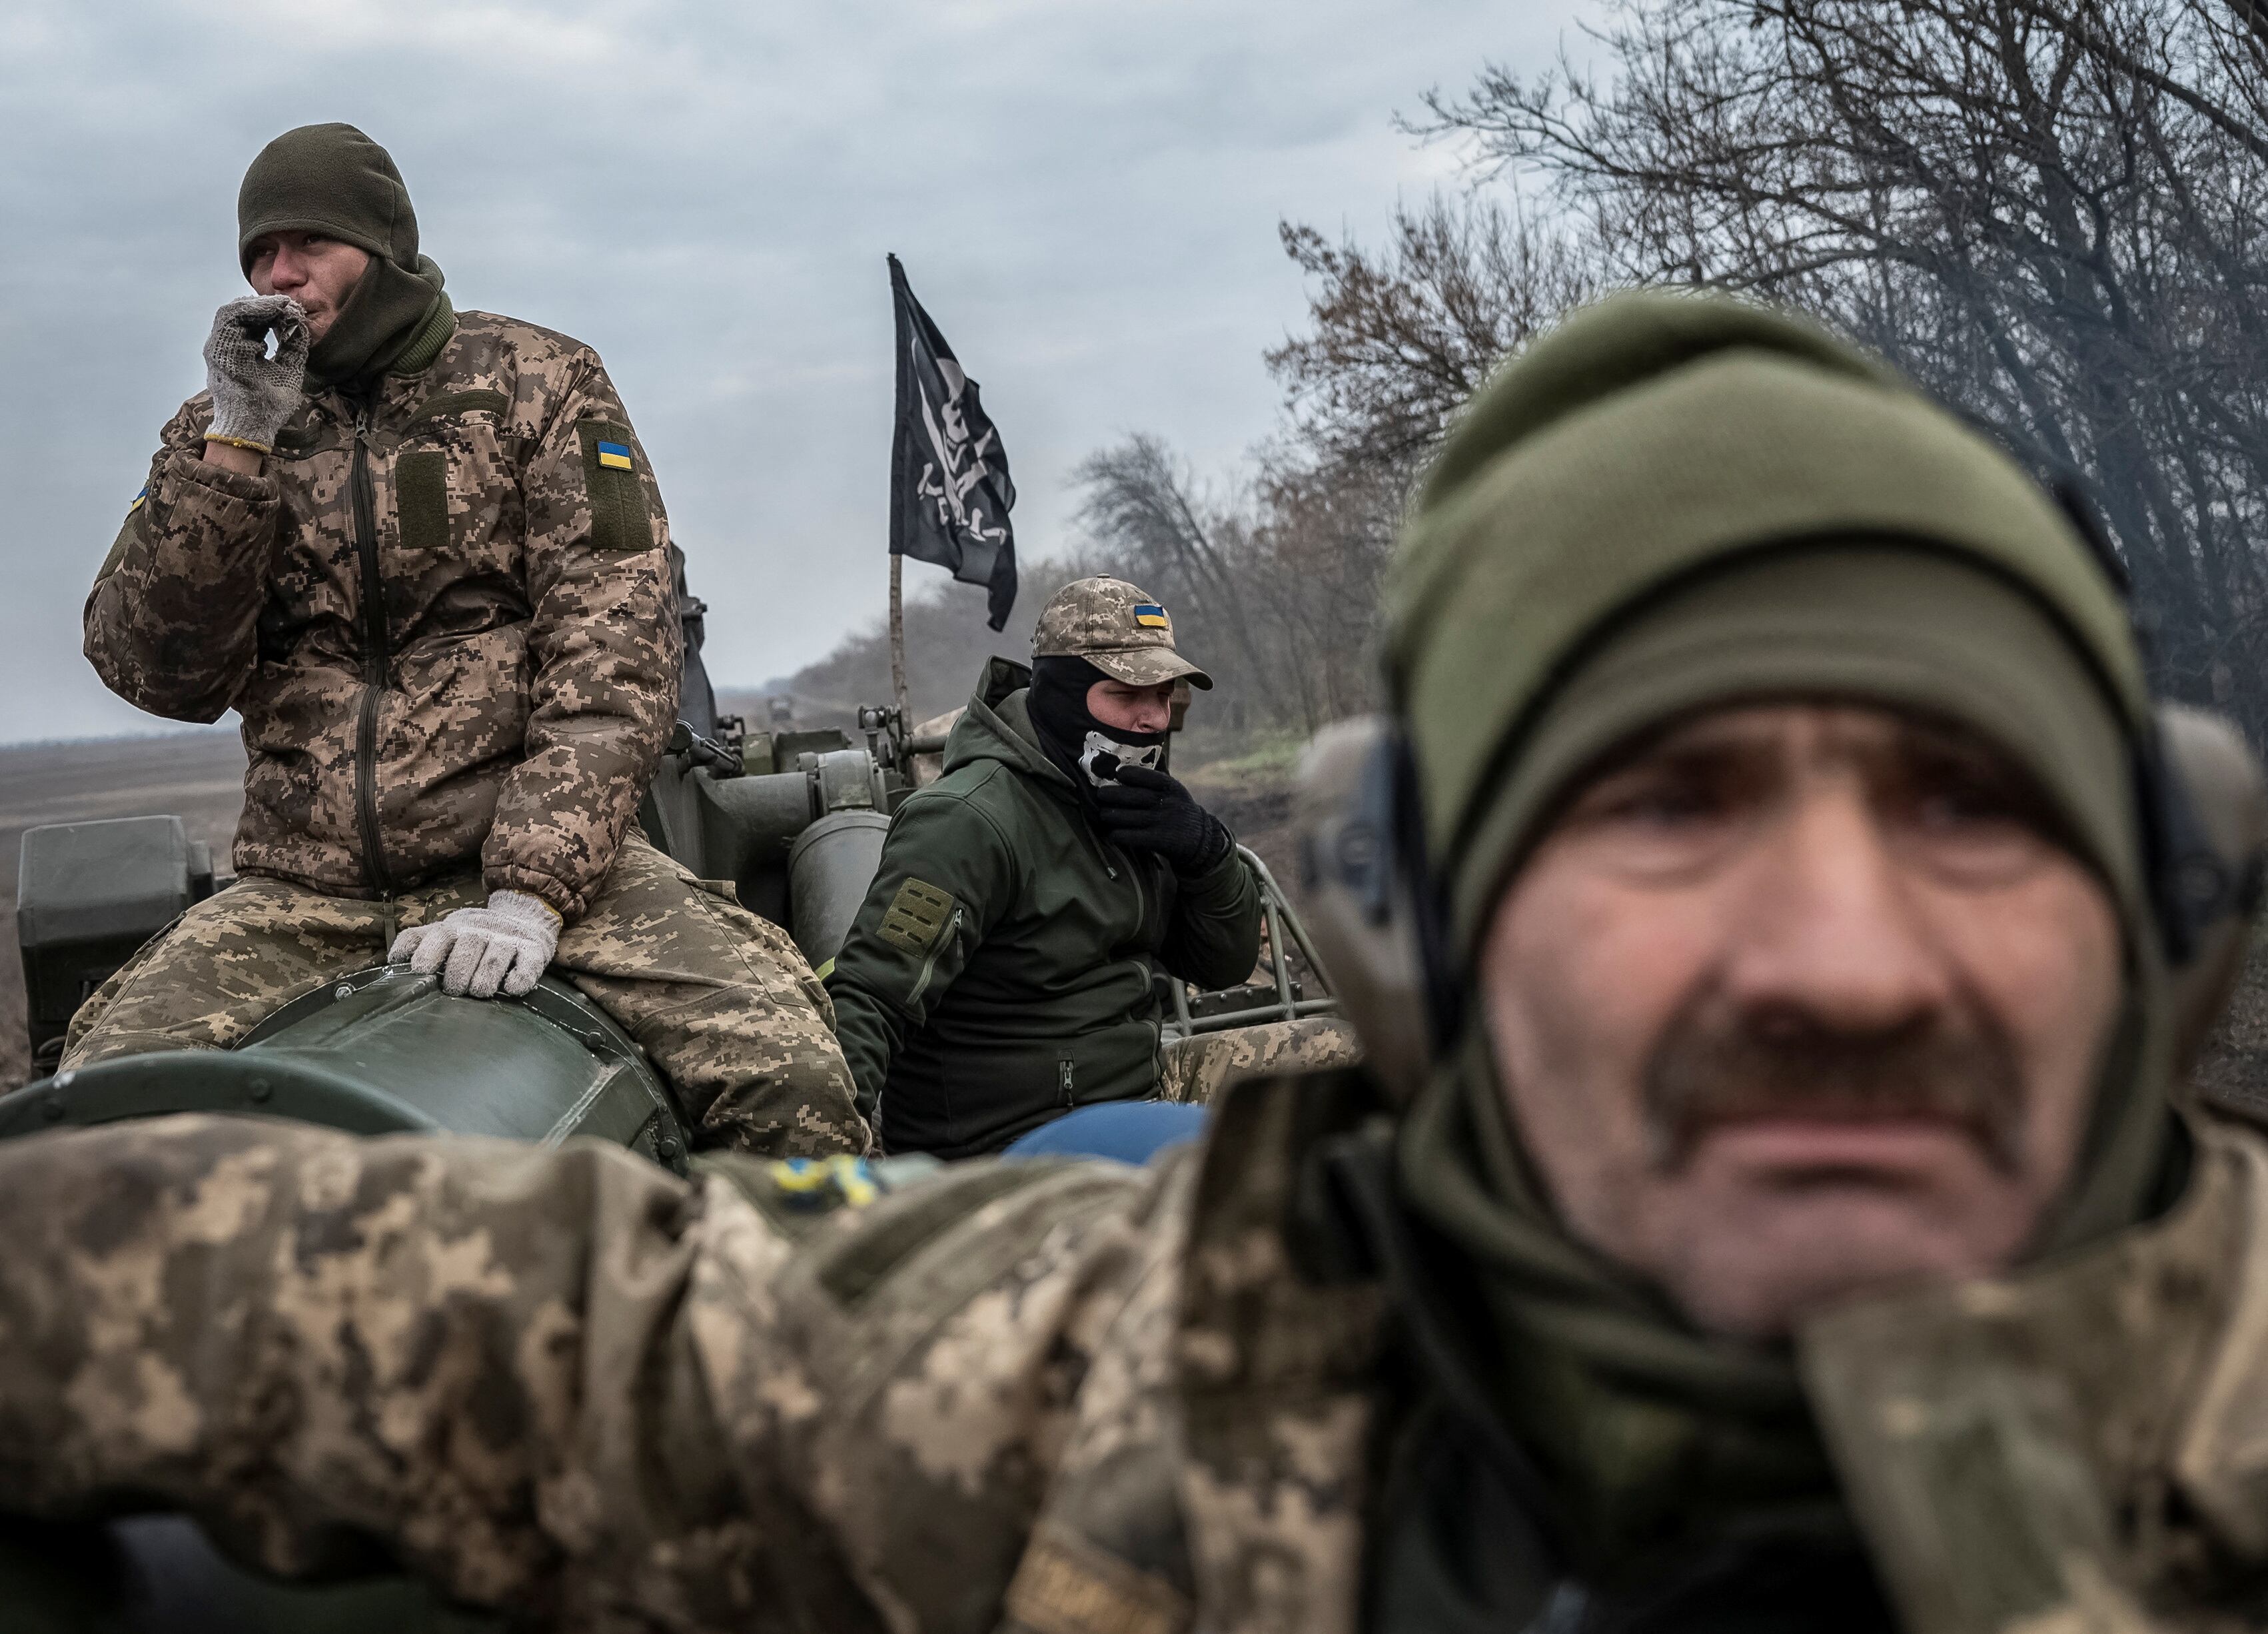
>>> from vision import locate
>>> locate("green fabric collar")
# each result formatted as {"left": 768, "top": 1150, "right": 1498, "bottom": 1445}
{"left": 386, "top": 291, "right": 456, "bottom": 379}
{"left": 308, "top": 261, "right": 449, "bottom": 390}
{"left": 1397, "top": 1035, "right": 1841, "bottom": 1571}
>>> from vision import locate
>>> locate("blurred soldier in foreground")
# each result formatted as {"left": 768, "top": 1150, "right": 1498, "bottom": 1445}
{"left": 4, "top": 294, "right": 2268, "bottom": 1631}
{"left": 828, "top": 576, "right": 1265, "bottom": 1154}
{"left": 67, "top": 121, "right": 862, "bottom": 1156}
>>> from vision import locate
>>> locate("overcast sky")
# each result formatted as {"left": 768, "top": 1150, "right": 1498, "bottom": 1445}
{"left": 0, "top": 0, "right": 1590, "bottom": 742}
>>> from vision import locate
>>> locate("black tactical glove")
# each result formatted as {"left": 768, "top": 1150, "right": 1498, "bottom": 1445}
{"left": 203, "top": 295, "right": 308, "bottom": 452}
{"left": 1093, "top": 763, "right": 1233, "bottom": 874}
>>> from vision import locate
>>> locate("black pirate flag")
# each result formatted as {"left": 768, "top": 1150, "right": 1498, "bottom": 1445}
{"left": 887, "top": 254, "right": 1017, "bottom": 630}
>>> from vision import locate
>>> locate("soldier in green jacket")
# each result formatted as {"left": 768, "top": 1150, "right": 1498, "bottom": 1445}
{"left": 4, "top": 293, "right": 2268, "bottom": 1632}
{"left": 828, "top": 576, "right": 1265, "bottom": 1156}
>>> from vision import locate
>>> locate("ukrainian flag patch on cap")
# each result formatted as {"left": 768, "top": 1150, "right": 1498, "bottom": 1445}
{"left": 596, "top": 440, "right": 634, "bottom": 472}
{"left": 1133, "top": 602, "right": 1170, "bottom": 630}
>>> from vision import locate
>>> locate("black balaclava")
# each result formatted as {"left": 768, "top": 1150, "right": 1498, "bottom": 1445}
{"left": 1027, "top": 656, "right": 1168, "bottom": 806}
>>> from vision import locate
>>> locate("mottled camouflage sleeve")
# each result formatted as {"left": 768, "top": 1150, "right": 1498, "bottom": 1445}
{"left": 484, "top": 358, "right": 681, "bottom": 919}
{"left": 0, "top": 1115, "right": 1167, "bottom": 1631}
{"left": 83, "top": 397, "right": 280, "bottom": 722}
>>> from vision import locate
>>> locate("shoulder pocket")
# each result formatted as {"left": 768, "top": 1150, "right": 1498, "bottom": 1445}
{"left": 575, "top": 418, "right": 652, "bottom": 553}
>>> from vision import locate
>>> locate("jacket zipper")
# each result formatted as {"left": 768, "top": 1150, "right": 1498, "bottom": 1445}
{"left": 905, "top": 906, "right": 962, "bottom": 1008}
{"left": 349, "top": 403, "right": 394, "bottom": 911}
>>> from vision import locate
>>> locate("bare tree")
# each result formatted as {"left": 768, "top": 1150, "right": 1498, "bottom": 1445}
{"left": 1269, "top": 196, "right": 1604, "bottom": 484}
{"left": 1416, "top": 0, "right": 2268, "bottom": 732}
{"left": 1071, "top": 436, "right": 1271, "bottom": 716}
{"left": 1071, "top": 434, "right": 1403, "bottom": 734}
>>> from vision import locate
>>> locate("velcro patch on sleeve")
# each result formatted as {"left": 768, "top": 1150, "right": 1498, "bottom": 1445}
{"left": 878, "top": 878, "right": 955, "bottom": 956}
{"left": 574, "top": 418, "right": 652, "bottom": 551}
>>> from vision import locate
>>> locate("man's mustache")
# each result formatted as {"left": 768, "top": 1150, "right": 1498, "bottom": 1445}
{"left": 1643, "top": 991, "right": 2025, "bottom": 1173}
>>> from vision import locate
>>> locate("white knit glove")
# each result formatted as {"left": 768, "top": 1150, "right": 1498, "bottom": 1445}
{"left": 389, "top": 890, "right": 562, "bottom": 999}
{"left": 203, "top": 295, "right": 308, "bottom": 451}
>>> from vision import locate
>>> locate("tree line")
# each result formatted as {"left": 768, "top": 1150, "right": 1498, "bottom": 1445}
{"left": 788, "top": 0, "right": 2268, "bottom": 744}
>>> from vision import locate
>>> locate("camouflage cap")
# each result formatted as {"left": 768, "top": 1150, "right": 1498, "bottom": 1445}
{"left": 1032, "top": 577, "right": 1213, "bottom": 689}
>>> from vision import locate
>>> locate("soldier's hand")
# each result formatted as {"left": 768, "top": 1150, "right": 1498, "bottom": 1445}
{"left": 388, "top": 891, "right": 563, "bottom": 999}
{"left": 202, "top": 295, "right": 309, "bottom": 455}
{"left": 1093, "top": 763, "right": 1233, "bottom": 874}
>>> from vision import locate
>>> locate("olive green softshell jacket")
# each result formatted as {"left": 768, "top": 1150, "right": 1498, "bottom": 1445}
{"left": 86, "top": 311, "right": 680, "bottom": 919}
{"left": 3, "top": 1082, "right": 2268, "bottom": 1631}
{"left": 828, "top": 668, "right": 1262, "bottom": 1156}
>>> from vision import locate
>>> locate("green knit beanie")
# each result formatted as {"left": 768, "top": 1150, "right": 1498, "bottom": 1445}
{"left": 238, "top": 122, "right": 418, "bottom": 271}
{"left": 237, "top": 123, "right": 453, "bottom": 387}
{"left": 1384, "top": 290, "right": 2151, "bottom": 956}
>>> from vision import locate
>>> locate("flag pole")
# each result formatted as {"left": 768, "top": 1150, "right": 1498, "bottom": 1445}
{"left": 889, "top": 552, "right": 909, "bottom": 728}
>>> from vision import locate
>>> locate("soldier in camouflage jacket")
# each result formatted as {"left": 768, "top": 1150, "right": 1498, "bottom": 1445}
{"left": 10, "top": 294, "right": 2268, "bottom": 1633}
{"left": 93, "top": 308, "right": 670, "bottom": 916}
{"left": 64, "top": 123, "right": 865, "bottom": 1158}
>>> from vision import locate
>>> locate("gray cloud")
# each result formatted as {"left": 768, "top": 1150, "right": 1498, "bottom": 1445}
{"left": 0, "top": 0, "right": 1588, "bottom": 740}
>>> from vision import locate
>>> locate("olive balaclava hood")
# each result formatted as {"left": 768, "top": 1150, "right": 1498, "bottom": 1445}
{"left": 238, "top": 123, "right": 454, "bottom": 389}
{"left": 1382, "top": 291, "right": 2172, "bottom": 1571}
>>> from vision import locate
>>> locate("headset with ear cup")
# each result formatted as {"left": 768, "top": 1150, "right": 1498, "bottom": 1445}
{"left": 1293, "top": 716, "right": 1452, "bottom": 1108}
{"left": 1293, "top": 470, "right": 2268, "bottom": 1108}
{"left": 2153, "top": 705, "right": 2268, "bottom": 1080}
{"left": 2041, "top": 474, "right": 2267, "bottom": 991}
{"left": 1295, "top": 698, "right": 2268, "bottom": 1110}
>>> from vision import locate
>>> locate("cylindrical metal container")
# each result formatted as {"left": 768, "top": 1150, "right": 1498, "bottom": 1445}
{"left": 787, "top": 810, "right": 891, "bottom": 973}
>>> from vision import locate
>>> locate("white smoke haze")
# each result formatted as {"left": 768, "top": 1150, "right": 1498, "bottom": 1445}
{"left": 0, "top": 0, "right": 1590, "bottom": 742}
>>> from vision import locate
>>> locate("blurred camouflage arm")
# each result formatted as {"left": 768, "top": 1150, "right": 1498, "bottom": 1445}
{"left": 0, "top": 1115, "right": 1166, "bottom": 1631}
{"left": 484, "top": 359, "right": 680, "bottom": 920}
{"left": 83, "top": 399, "right": 279, "bottom": 722}
{"left": 0, "top": 1116, "right": 752, "bottom": 1623}
{"left": 1156, "top": 846, "right": 1264, "bottom": 991}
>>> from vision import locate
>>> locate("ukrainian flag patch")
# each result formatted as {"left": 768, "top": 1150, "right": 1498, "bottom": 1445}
{"left": 127, "top": 484, "right": 148, "bottom": 518}
{"left": 766, "top": 1155, "right": 881, "bottom": 1212}
{"left": 1133, "top": 602, "right": 1169, "bottom": 630}
{"left": 596, "top": 440, "right": 634, "bottom": 472}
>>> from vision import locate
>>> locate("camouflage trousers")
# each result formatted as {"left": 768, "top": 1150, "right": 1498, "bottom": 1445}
{"left": 61, "top": 831, "right": 870, "bottom": 1158}
{"left": 1155, "top": 1014, "right": 1363, "bottom": 1105}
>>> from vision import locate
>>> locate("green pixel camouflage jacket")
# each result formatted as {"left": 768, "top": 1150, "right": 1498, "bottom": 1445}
{"left": 1, "top": 1075, "right": 2267, "bottom": 1633}
{"left": 87, "top": 311, "right": 679, "bottom": 919}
